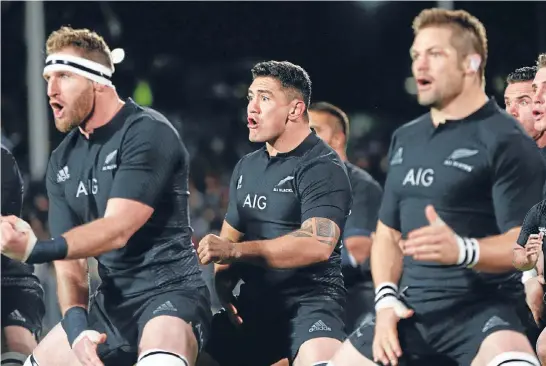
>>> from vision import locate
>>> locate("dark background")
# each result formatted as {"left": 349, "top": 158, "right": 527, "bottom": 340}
{"left": 1, "top": 0, "right": 545, "bottom": 331}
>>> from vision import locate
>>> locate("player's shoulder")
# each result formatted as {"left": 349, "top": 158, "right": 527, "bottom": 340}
{"left": 530, "top": 199, "right": 546, "bottom": 216}
{"left": 124, "top": 101, "right": 180, "bottom": 139}
{"left": 235, "top": 147, "right": 266, "bottom": 171}
{"left": 50, "top": 128, "right": 81, "bottom": 167}
{"left": 344, "top": 161, "right": 382, "bottom": 193}
{"left": 392, "top": 113, "right": 430, "bottom": 141}
{"left": 299, "top": 137, "right": 347, "bottom": 175}
{"left": 475, "top": 100, "right": 532, "bottom": 146}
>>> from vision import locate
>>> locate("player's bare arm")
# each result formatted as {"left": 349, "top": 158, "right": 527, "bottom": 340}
{"left": 55, "top": 259, "right": 89, "bottom": 313}
{"left": 199, "top": 217, "right": 340, "bottom": 268}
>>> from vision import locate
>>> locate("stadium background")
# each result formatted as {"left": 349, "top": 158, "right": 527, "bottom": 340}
{"left": 1, "top": 1, "right": 545, "bottom": 335}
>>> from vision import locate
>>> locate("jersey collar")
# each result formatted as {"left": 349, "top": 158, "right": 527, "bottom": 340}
{"left": 268, "top": 130, "right": 319, "bottom": 158}
{"left": 86, "top": 98, "right": 137, "bottom": 142}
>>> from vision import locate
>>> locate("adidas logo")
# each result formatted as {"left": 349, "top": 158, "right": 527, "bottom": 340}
{"left": 390, "top": 147, "right": 403, "bottom": 166}
{"left": 8, "top": 309, "right": 26, "bottom": 323}
{"left": 56, "top": 166, "right": 70, "bottom": 183}
{"left": 152, "top": 301, "right": 178, "bottom": 314}
{"left": 308, "top": 320, "right": 331, "bottom": 333}
{"left": 482, "top": 315, "right": 509, "bottom": 333}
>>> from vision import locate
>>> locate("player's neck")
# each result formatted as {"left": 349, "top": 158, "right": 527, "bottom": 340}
{"left": 266, "top": 123, "right": 311, "bottom": 156}
{"left": 431, "top": 82, "right": 488, "bottom": 126}
{"left": 80, "top": 92, "right": 125, "bottom": 137}
{"left": 536, "top": 133, "right": 546, "bottom": 149}
{"left": 335, "top": 149, "right": 348, "bottom": 162}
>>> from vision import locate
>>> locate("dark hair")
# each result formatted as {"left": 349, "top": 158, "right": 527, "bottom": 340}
{"left": 251, "top": 60, "right": 312, "bottom": 109}
{"left": 506, "top": 66, "right": 537, "bottom": 84}
{"left": 309, "top": 101, "right": 349, "bottom": 139}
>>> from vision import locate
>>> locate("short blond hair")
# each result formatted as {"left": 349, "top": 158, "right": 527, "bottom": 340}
{"left": 537, "top": 53, "right": 546, "bottom": 69}
{"left": 46, "top": 26, "right": 113, "bottom": 71}
{"left": 413, "top": 8, "right": 488, "bottom": 79}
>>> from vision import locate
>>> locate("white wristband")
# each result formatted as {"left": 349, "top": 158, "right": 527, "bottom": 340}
{"left": 522, "top": 268, "right": 538, "bottom": 283}
{"left": 455, "top": 235, "right": 480, "bottom": 268}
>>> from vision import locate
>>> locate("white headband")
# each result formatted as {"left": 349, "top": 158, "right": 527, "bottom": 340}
{"left": 44, "top": 54, "right": 114, "bottom": 87}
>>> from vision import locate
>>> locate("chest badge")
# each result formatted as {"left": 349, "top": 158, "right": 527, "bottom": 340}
{"left": 102, "top": 150, "right": 118, "bottom": 171}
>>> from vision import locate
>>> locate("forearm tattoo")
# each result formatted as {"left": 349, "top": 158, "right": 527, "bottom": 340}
{"left": 290, "top": 218, "right": 340, "bottom": 246}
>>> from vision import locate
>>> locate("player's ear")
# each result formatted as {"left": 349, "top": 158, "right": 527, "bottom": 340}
{"left": 464, "top": 54, "right": 482, "bottom": 75}
{"left": 288, "top": 100, "right": 306, "bottom": 122}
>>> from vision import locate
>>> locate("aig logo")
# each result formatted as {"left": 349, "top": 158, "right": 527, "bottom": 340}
{"left": 76, "top": 179, "right": 99, "bottom": 197}
{"left": 243, "top": 194, "right": 267, "bottom": 210}
{"left": 402, "top": 168, "right": 434, "bottom": 187}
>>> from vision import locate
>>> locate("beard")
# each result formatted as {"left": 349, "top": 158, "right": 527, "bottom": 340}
{"left": 55, "top": 86, "right": 94, "bottom": 133}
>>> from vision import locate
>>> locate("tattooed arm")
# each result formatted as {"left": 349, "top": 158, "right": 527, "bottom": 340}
{"left": 232, "top": 217, "right": 341, "bottom": 268}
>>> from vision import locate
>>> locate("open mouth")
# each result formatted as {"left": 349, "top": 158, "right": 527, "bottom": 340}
{"left": 534, "top": 109, "right": 544, "bottom": 121}
{"left": 50, "top": 102, "right": 65, "bottom": 117}
{"left": 247, "top": 117, "right": 258, "bottom": 129}
{"left": 416, "top": 77, "right": 433, "bottom": 88}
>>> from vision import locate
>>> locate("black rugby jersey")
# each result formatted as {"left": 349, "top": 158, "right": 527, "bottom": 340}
{"left": 1, "top": 145, "right": 40, "bottom": 286}
{"left": 341, "top": 162, "right": 382, "bottom": 286}
{"left": 46, "top": 99, "right": 204, "bottom": 295}
{"left": 517, "top": 200, "right": 546, "bottom": 272}
{"left": 225, "top": 132, "right": 352, "bottom": 299}
{"left": 379, "top": 99, "right": 545, "bottom": 308}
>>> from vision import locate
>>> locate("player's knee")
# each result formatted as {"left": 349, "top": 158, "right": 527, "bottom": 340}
{"left": 22, "top": 354, "right": 40, "bottom": 366}
{"left": 137, "top": 349, "right": 190, "bottom": 366}
{"left": 487, "top": 351, "right": 540, "bottom": 366}
{"left": 536, "top": 338, "right": 546, "bottom": 360}
{"left": 1, "top": 352, "right": 29, "bottom": 366}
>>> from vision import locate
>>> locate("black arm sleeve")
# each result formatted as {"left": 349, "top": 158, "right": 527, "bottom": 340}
{"left": 378, "top": 134, "right": 402, "bottom": 231}
{"left": 1, "top": 147, "right": 24, "bottom": 216}
{"left": 344, "top": 179, "right": 382, "bottom": 239}
{"left": 46, "top": 158, "right": 80, "bottom": 237}
{"left": 492, "top": 133, "right": 546, "bottom": 232}
{"left": 295, "top": 156, "right": 352, "bottom": 230}
{"left": 224, "top": 159, "right": 244, "bottom": 232}
{"left": 516, "top": 203, "right": 541, "bottom": 247}
{"left": 109, "top": 118, "right": 183, "bottom": 208}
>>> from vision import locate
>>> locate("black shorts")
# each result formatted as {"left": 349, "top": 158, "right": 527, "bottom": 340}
{"left": 205, "top": 293, "right": 346, "bottom": 366}
{"left": 1, "top": 285, "right": 45, "bottom": 338}
{"left": 345, "top": 281, "right": 375, "bottom": 334}
{"left": 88, "top": 285, "right": 211, "bottom": 366}
{"left": 348, "top": 297, "right": 526, "bottom": 365}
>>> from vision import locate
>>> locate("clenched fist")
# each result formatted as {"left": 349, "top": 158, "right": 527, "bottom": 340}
{"left": 197, "top": 234, "right": 241, "bottom": 265}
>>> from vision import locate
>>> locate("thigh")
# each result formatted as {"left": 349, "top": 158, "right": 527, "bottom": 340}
{"left": 346, "top": 314, "right": 431, "bottom": 363}
{"left": 1, "top": 286, "right": 45, "bottom": 339}
{"left": 88, "top": 291, "right": 138, "bottom": 366}
{"left": 431, "top": 299, "right": 529, "bottom": 365}
{"left": 290, "top": 297, "right": 346, "bottom": 362}
{"left": 31, "top": 323, "right": 78, "bottom": 366}
{"left": 137, "top": 287, "right": 212, "bottom": 353}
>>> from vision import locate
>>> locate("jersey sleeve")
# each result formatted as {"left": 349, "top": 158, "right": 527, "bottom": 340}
{"left": 1, "top": 148, "right": 24, "bottom": 216}
{"left": 224, "top": 159, "right": 244, "bottom": 232}
{"left": 491, "top": 133, "right": 546, "bottom": 232}
{"left": 516, "top": 204, "right": 541, "bottom": 247}
{"left": 46, "top": 157, "right": 80, "bottom": 236}
{"left": 344, "top": 179, "right": 382, "bottom": 239}
{"left": 295, "top": 156, "right": 352, "bottom": 230}
{"left": 109, "top": 117, "right": 184, "bottom": 208}
{"left": 378, "top": 133, "right": 402, "bottom": 231}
